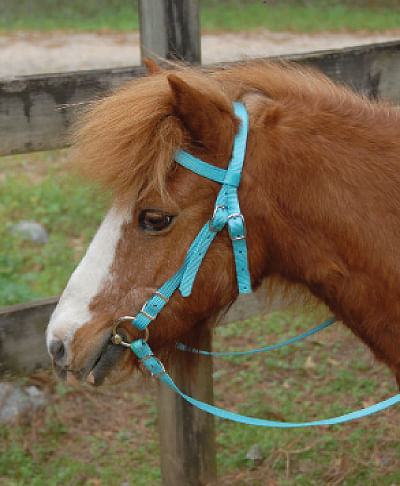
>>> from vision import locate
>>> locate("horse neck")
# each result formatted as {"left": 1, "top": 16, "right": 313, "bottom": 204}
{"left": 242, "top": 96, "right": 400, "bottom": 321}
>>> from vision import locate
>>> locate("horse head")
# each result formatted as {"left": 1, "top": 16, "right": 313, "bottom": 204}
{"left": 46, "top": 62, "right": 270, "bottom": 385}
{"left": 47, "top": 60, "right": 400, "bottom": 389}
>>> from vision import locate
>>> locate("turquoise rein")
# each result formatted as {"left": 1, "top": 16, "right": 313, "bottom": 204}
{"left": 112, "top": 102, "right": 400, "bottom": 427}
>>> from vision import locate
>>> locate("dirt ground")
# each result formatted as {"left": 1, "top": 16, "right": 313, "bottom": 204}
{"left": 1, "top": 29, "right": 400, "bottom": 77}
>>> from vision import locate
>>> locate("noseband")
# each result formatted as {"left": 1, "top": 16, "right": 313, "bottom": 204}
{"left": 111, "top": 102, "right": 400, "bottom": 427}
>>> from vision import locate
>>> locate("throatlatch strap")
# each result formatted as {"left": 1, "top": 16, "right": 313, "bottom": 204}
{"left": 176, "top": 102, "right": 252, "bottom": 295}
{"left": 177, "top": 317, "right": 336, "bottom": 356}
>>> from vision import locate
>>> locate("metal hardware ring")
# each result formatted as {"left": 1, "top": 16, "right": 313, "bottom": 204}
{"left": 111, "top": 316, "right": 149, "bottom": 347}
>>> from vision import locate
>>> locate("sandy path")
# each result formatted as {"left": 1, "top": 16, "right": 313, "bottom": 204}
{"left": 1, "top": 30, "right": 400, "bottom": 78}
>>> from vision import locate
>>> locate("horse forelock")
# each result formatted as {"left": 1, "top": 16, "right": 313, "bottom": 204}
{"left": 71, "top": 67, "right": 236, "bottom": 206}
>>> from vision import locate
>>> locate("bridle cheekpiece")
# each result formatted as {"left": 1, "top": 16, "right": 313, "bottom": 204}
{"left": 112, "top": 102, "right": 251, "bottom": 345}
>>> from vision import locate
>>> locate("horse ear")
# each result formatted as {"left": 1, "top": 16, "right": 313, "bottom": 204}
{"left": 259, "top": 102, "right": 282, "bottom": 128}
{"left": 143, "top": 57, "right": 164, "bottom": 75}
{"left": 168, "top": 73, "right": 233, "bottom": 153}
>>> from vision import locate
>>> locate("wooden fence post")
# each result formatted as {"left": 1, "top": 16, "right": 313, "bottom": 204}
{"left": 139, "top": 1, "right": 217, "bottom": 485}
{"left": 157, "top": 333, "right": 217, "bottom": 486}
{"left": 139, "top": 0, "right": 201, "bottom": 63}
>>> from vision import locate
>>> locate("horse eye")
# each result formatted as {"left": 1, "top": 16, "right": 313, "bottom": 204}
{"left": 139, "top": 209, "right": 174, "bottom": 232}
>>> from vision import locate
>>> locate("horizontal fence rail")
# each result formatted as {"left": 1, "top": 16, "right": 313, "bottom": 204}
{"left": 0, "top": 297, "right": 58, "bottom": 376}
{"left": 0, "top": 285, "right": 279, "bottom": 376}
{"left": 1, "top": 41, "right": 400, "bottom": 156}
{"left": 0, "top": 66, "right": 146, "bottom": 155}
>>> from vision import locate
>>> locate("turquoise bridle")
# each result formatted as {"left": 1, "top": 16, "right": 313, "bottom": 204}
{"left": 111, "top": 102, "right": 400, "bottom": 427}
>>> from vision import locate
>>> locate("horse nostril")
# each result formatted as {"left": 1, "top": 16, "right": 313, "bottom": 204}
{"left": 49, "top": 340, "right": 66, "bottom": 364}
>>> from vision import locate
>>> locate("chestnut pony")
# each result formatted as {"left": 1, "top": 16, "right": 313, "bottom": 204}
{"left": 47, "top": 60, "right": 400, "bottom": 392}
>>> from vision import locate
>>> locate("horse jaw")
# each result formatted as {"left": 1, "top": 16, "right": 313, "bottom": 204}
{"left": 46, "top": 204, "right": 132, "bottom": 375}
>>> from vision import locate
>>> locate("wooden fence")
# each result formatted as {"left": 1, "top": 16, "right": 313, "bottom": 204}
{"left": 3, "top": 35, "right": 400, "bottom": 156}
{"left": 1, "top": 1, "right": 400, "bottom": 484}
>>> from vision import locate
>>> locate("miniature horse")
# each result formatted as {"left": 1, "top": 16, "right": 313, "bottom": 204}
{"left": 47, "top": 59, "right": 400, "bottom": 388}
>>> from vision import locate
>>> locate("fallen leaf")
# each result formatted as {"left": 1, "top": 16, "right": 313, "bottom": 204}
{"left": 304, "top": 355, "right": 317, "bottom": 370}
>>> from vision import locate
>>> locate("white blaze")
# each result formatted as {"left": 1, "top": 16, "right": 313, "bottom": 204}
{"left": 46, "top": 204, "right": 132, "bottom": 352}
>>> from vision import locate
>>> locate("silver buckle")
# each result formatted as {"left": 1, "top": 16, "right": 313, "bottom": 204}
{"left": 209, "top": 205, "right": 227, "bottom": 232}
{"left": 227, "top": 213, "right": 246, "bottom": 241}
{"left": 138, "top": 292, "right": 167, "bottom": 321}
{"left": 154, "top": 291, "right": 169, "bottom": 303}
{"left": 140, "top": 302, "right": 156, "bottom": 321}
{"left": 153, "top": 367, "right": 167, "bottom": 379}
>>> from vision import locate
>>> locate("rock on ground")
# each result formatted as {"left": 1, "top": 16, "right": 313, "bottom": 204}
{"left": 0, "top": 382, "right": 47, "bottom": 424}
{"left": 7, "top": 221, "right": 49, "bottom": 244}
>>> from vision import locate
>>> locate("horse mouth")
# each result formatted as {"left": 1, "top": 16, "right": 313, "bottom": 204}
{"left": 88, "top": 331, "right": 129, "bottom": 385}
{"left": 56, "top": 330, "right": 128, "bottom": 386}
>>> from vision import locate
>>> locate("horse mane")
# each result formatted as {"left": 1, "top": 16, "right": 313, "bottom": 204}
{"left": 72, "top": 60, "right": 397, "bottom": 204}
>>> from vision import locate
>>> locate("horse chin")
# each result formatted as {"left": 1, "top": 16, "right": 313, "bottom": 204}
{"left": 54, "top": 332, "right": 132, "bottom": 387}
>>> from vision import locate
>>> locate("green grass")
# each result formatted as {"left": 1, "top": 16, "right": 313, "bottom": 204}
{"left": 1, "top": 0, "right": 400, "bottom": 32}
{"left": 211, "top": 312, "right": 400, "bottom": 485}
{"left": 0, "top": 404, "right": 161, "bottom": 486}
{"left": 0, "top": 310, "right": 399, "bottom": 484}
{"left": 202, "top": 3, "right": 400, "bottom": 32}
{"left": 0, "top": 151, "right": 109, "bottom": 306}
{"left": 0, "top": 4, "right": 140, "bottom": 32}
{"left": 1, "top": 152, "right": 400, "bottom": 484}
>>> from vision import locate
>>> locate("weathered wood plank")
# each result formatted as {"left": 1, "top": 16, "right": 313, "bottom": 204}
{"left": 139, "top": 0, "right": 201, "bottom": 63}
{"left": 0, "top": 297, "right": 57, "bottom": 376}
{"left": 0, "top": 288, "right": 270, "bottom": 380}
{"left": 0, "top": 287, "right": 274, "bottom": 378}
{"left": 1, "top": 41, "right": 400, "bottom": 156}
{"left": 157, "top": 332, "right": 216, "bottom": 486}
{"left": 0, "top": 66, "right": 145, "bottom": 156}
{"left": 289, "top": 40, "right": 400, "bottom": 103}
{"left": 139, "top": 2, "right": 217, "bottom": 484}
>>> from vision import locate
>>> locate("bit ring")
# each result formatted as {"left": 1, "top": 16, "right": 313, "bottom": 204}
{"left": 111, "top": 316, "right": 149, "bottom": 347}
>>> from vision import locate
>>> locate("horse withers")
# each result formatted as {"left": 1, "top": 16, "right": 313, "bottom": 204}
{"left": 46, "top": 59, "right": 400, "bottom": 389}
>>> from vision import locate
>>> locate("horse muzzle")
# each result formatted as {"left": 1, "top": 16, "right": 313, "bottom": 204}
{"left": 48, "top": 329, "right": 128, "bottom": 386}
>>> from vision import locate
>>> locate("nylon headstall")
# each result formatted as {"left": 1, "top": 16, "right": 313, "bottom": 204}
{"left": 111, "top": 102, "right": 400, "bottom": 427}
